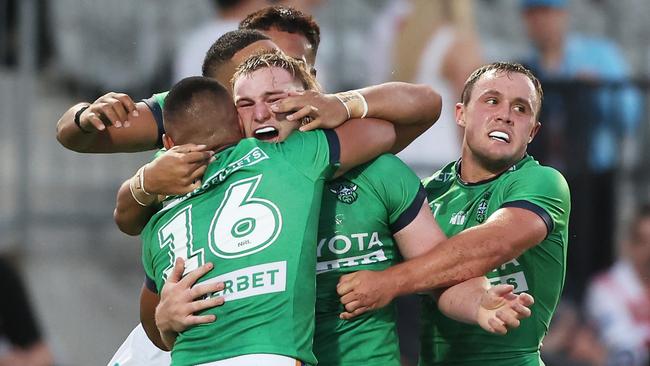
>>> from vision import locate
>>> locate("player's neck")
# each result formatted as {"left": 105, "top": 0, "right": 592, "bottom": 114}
{"left": 458, "top": 152, "right": 514, "bottom": 184}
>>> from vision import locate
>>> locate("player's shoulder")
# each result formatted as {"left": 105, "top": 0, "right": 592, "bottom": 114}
{"left": 512, "top": 157, "right": 568, "bottom": 188}
{"left": 422, "top": 160, "right": 457, "bottom": 188}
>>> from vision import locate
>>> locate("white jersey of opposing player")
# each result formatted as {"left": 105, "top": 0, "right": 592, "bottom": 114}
{"left": 107, "top": 323, "right": 170, "bottom": 366}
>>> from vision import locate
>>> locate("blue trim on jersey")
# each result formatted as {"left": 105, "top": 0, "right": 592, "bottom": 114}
{"left": 144, "top": 275, "right": 158, "bottom": 294}
{"left": 501, "top": 200, "right": 554, "bottom": 236}
{"left": 142, "top": 96, "right": 165, "bottom": 148}
{"left": 323, "top": 129, "right": 340, "bottom": 165}
{"left": 390, "top": 184, "right": 426, "bottom": 234}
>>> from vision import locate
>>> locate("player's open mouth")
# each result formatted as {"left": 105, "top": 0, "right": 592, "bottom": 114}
{"left": 488, "top": 131, "right": 510, "bottom": 143}
{"left": 254, "top": 126, "right": 279, "bottom": 141}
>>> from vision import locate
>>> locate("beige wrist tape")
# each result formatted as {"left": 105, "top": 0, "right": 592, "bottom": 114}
{"left": 129, "top": 165, "right": 159, "bottom": 207}
{"left": 334, "top": 90, "right": 368, "bottom": 119}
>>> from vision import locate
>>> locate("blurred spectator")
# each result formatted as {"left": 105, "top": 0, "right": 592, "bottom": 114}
{"left": 0, "top": 255, "right": 53, "bottom": 366}
{"left": 520, "top": 0, "right": 643, "bottom": 298}
{"left": 173, "top": 0, "right": 271, "bottom": 82}
{"left": 366, "top": 0, "right": 482, "bottom": 177}
{"left": 541, "top": 300, "right": 608, "bottom": 366}
{"left": 585, "top": 204, "right": 650, "bottom": 366}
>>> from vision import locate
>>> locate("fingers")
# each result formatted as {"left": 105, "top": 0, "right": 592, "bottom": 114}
{"left": 286, "top": 105, "right": 318, "bottom": 122}
{"left": 339, "top": 306, "right": 368, "bottom": 320}
{"left": 190, "top": 281, "right": 224, "bottom": 300}
{"left": 489, "top": 284, "right": 515, "bottom": 298}
{"left": 83, "top": 110, "right": 107, "bottom": 131}
{"left": 488, "top": 317, "right": 507, "bottom": 335}
{"left": 336, "top": 274, "right": 355, "bottom": 296}
{"left": 185, "top": 314, "right": 217, "bottom": 326}
{"left": 190, "top": 295, "right": 225, "bottom": 314}
{"left": 179, "top": 262, "right": 213, "bottom": 287}
{"left": 517, "top": 292, "right": 535, "bottom": 307}
{"left": 113, "top": 93, "right": 138, "bottom": 116}
{"left": 168, "top": 257, "right": 186, "bottom": 283}
{"left": 270, "top": 93, "right": 306, "bottom": 114}
{"left": 496, "top": 308, "right": 521, "bottom": 329}
{"left": 171, "top": 144, "right": 210, "bottom": 154}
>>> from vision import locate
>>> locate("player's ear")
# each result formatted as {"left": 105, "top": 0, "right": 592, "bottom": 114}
{"left": 528, "top": 121, "right": 541, "bottom": 144}
{"left": 455, "top": 103, "right": 466, "bottom": 128}
{"left": 162, "top": 134, "right": 175, "bottom": 150}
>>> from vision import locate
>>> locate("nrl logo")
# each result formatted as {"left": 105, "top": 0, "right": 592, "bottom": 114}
{"left": 329, "top": 180, "right": 358, "bottom": 204}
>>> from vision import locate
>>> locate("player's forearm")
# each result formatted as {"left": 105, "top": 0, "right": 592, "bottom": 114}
{"left": 114, "top": 179, "right": 158, "bottom": 236}
{"left": 359, "top": 82, "right": 441, "bottom": 127}
{"left": 358, "top": 83, "right": 441, "bottom": 153}
{"left": 56, "top": 102, "right": 99, "bottom": 152}
{"left": 437, "top": 277, "right": 490, "bottom": 325}
{"left": 387, "top": 225, "right": 526, "bottom": 296}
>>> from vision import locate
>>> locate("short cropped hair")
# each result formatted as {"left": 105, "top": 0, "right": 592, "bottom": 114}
{"left": 239, "top": 6, "right": 320, "bottom": 55}
{"left": 202, "top": 29, "right": 271, "bottom": 78}
{"left": 461, "top": 62, "right": 544, "bottom": 119}
{"left": 163, "top": 76, "right": 237, "bottom": 145}
{"left": 232, "top": 49, "right": 320, "bottom": 91}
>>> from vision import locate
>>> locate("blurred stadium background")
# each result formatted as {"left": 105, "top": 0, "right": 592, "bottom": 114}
{"left": 1, "top": 0, "right": 649, "bottom": 365}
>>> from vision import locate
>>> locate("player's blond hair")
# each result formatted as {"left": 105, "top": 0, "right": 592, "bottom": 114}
{"left": 232, "top": 49, "right": 321, "bottom": 91}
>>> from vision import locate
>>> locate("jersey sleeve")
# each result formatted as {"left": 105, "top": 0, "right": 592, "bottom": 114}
{"left": 501, "top": 166, "right": 571, "bottom": 236}
{"left": 140, "top": 235, "right": 158, "bottom": 294}
{"left": 363, "top": 154, "right": 426, "bottom": 233}
{"left": 275, "top": 129, "right": 340, "bottom": 181}
{"left": 142, "top": 91, "right": 169, "bottom": 148}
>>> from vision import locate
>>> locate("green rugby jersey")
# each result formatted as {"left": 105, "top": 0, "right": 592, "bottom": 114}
{"left": 141, "top": 130, "right": 339, "bottom": 366}
{"left": 419, "top": 155, "right": 570, "bottom": 366}
{"left": 314, "top": 154, "right": 425, "bottom": 366}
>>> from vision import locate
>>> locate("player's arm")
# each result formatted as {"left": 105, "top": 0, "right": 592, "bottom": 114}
{"left": 338, "top": 206, "right": 548, "bottom": 314}
{"left": 114, "top": 144, "right": 214, "bottom": 235}
{"left": 436, "top": 277, "right": 534, "bottom": 334}
{"left": 272, "top": 82, "right": 441, "bottom": 153}
{"left": 56, "top": 92, "right": 161, "bottom": 153}
{"left": 331, "top": 118, "right": 396, "bottom": 177}
{"left": 338, "top": 200, "right": 534, "bottom": 330}
{"left": 140, "top": 281, "right": 167, "bottom": 350}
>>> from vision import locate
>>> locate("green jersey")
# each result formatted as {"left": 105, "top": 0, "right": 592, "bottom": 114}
{"left": 314, "top": 154, "right": 425, "bottom": 366}
{"left": 420, "top": 155, "right": 570, "bottom": 366}
{"left": 141, "top": 130, "right": 339, "bottom": 366}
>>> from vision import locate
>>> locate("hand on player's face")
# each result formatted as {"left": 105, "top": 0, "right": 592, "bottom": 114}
{"left": 476, "top": 284, "right": 534, "bottom": 335}
{"left": 80, "top": 92, "right": 139, "bottom": 131}
{"left": 270, "top": 90, "right": 350, "bottom": 132}
{"left": 233, "top": 67, "right": 303, "bottom": 143}
{"left": 336, "top": 270, "right": 398, "bottom": 320}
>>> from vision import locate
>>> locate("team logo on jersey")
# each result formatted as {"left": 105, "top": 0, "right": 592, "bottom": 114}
{"left": 476, "top": 192, "right": 491, "bottom": 223}
{"left": 329, "top": 180, "right": 358, "bottom": 204}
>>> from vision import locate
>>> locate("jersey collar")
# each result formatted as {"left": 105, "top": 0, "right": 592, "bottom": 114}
{"left": 454, "top": 154, "right": 531, "bottom": 186}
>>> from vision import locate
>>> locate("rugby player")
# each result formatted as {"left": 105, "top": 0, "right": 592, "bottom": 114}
{"left": 334, "top": 62, "right": 571, "bottom": 365}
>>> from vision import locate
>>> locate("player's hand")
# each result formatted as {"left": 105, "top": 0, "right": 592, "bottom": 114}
{"left": 79, "top": 92, "right": 139, "bottom": 131}
{"left": 155, "top": 258, "right": 225, "bottom": 335}
{"left": 476, "top": 284, "right": 534, "bottom": 335}
{"left": 270, "top": 90, "right": 349, "bottom": 132}
{"left": 145, "top": 144, "right": 214, "bottom": 196}
{"left": 336, "top": 270, "right": 398, "bottom": 320}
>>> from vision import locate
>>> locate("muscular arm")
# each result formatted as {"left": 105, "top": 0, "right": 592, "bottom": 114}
{"left": 333, "top": 118, "right": 396, "bottom": 177}
{"left": 357, "top": 82, "right": 442, "bottom": 153}
{"left": 387, "top": 207, "right": 547, "bottom": 296}
{"left": 140, "top": 283, "right": 168, "bottom": 351}
{"left": 273, "top": 82, "right": 441, "bottom": 154}
{"left": 56, "top": 94, "right": 161, "bottom": 153}
{"left": 114, "top": 144, "right": 214, "bottom": 235}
